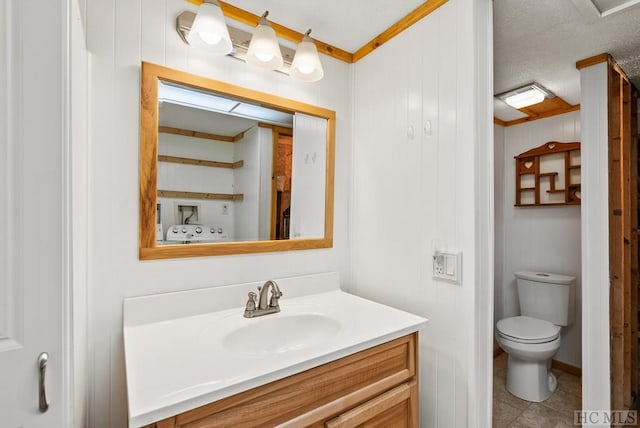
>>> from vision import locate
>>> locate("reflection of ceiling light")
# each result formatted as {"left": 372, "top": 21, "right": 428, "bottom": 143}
{"left": 158, "top": 81, "right": 238, "bottom": 112}
{"left": 158, "top": 81, "right": 293, "bottom": 127}
{"left": 290, "top": 30, "right": 324, "bottom": 82}
{"left": 179, "top": 0, "right": 232, "bottom": 55}
{"left": 495, "top": 82, "right": 555, "bottom": 109}
{"left": 231, "top": 103, "right": 293, "bottom": 125}
{"left": 246, "top": 11, "right": 284, "bottom": 70}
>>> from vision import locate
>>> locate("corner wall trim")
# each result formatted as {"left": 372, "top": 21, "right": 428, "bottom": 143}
{"left": 352, "top": 0, "right": 449, "bottom": 62}
{"left": 576, "top": 53, "right": 610, "bottom": 70}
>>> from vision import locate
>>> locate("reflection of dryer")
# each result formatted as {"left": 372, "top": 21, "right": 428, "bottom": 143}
{"left": 165, "top": 225, "right": 229, "bottom": 243}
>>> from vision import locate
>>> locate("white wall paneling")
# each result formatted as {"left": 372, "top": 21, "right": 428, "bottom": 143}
{"left": 351, "top": 0, "right": 493, "bottom": 425}
{"left": 495, "top": 111, "right": 582, "bottom": 367}
{"left": 291, "top": 113, "right": 327, "bottom": 239}
{"left": 579, "top": 61, "right": 611, "bottom": 418}
{"left": 71, "top": 0, "right": 90, "bottom": 425}
{"left": 85, "top": 0, "right": 352, "bottom": 425}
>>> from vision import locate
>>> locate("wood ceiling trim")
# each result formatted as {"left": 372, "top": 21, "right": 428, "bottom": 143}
{"left": 186, "top": 0, "right": 354, "bottom": 63}
{"left": 185, "top": 1, "right": 449, "bottom": 64}
{"left": 576, "top": 52, "right": 611, "bottom": 70}
{"left": 352, "top": 0, "right": 449, "bottom": 62}
{"left": 576, "top": 53, "right": 633, "bottom": 84}
{"left": 494, "top": 104, "right": 580, "bottom": 127}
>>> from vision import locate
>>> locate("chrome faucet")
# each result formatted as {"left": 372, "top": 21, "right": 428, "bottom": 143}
{"left": 244, "top": 280, "right": 283, "bottom": 318}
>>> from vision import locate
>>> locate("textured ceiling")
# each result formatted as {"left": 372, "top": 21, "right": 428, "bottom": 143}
{"left": 494, "top": 0, "right": 640, "bottom": 120}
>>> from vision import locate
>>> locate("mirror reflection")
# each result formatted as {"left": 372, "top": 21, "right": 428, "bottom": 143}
{"left": 139, "top": 62, "right": 335, "bottom": 259}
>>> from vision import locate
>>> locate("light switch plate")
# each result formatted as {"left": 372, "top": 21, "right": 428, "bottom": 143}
{"left": 433, "top": 251, "right": 462, "bottom": 285}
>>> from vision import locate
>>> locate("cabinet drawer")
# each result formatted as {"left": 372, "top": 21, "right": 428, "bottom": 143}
{"left": 149, "top": 333, "right": 417, "bottom": 428}
{"left": 325, "top": 380, "right": 418, "bottom": 428}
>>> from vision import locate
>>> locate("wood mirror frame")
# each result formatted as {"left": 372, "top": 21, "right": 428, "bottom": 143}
{"left": 139, "top": 62, "right": 335, "bottom": 260}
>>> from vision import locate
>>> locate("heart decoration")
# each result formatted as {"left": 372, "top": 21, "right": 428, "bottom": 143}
{"left": 548, "top": 143, "right": 556, "bottom": 149}
{"left": 523, "top": 161, "right": 533, "bottom": 169}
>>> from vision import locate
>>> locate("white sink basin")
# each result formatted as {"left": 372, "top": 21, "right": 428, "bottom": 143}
{"left": 222, "top": 313, "right": 341, "bottom": 355}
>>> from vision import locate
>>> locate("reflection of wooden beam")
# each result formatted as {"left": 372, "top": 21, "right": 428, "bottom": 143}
{"left": 158, "top": 190, "right": 244, "bottom": 201}
{"left": 496, "top": 104, "right": 580, "bottom": 127}
{"left": 258, "top": 122, "right": 293, "bottom": 136}
{"left": 158, "top": 155, "right": 243, "bottom": 169}
{"left": 159, "top": 126, "right": 236, "bottom": 142}
{"left": 232, "top": 132, "right": 245, "bottom": 142}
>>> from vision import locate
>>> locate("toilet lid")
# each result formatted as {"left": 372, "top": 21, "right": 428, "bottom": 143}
{"left": 497, "top": 316, "right": 561, "bottom": 344}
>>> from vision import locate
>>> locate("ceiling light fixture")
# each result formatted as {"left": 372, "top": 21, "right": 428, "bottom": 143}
{"left": 245, "top": 11, "right": 284, "bottom": 70}
{"left": 177, "top": 0, "right": 232, "bottom": 55}
{"left": 290, "top": 30, "right": 324, "bottom": 82}
{"left": 496, "top": 82, "right": 555, "bottom": 109}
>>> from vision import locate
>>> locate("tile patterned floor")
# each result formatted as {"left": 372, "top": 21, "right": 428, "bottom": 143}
{"left": 493, "top": 353, "right": 582, "bottom": 427}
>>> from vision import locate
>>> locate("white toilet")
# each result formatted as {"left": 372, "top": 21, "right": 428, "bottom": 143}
{"left": 496, "top": 270, "right": 575, "bottom": 402}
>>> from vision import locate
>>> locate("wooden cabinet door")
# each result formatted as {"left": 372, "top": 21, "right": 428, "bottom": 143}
{"left": 324, "top": 381, "right": 418, "bottom": 428}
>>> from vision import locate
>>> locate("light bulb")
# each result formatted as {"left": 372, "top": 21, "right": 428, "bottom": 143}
{"left": 186, "top": 1, "right": 232, "bottom": 54}
{"left": 246, "top": 12, "right": 284, "bottom": 70}
{"left": 297, "top": 65, "right": 315, "bottom": 75}
{"left": 290, "top": 31, "right": 324, "bottom": 82}
{"left": 199, "top": 32, "right": 222, "bottom": 45}
{"left": 255, "top": 52, "right": 275, "bottom": 62}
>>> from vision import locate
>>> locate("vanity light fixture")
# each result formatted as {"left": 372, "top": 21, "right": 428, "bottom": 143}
{"left": 290, "top": 30, "right": 324, "bottom": 82}
{"left": 496, "top": 82, "right": 555, "bottom": 109}
{"left": 176, "top": 7, "right": 324, "bottom": 82}
{"left": 178, "top": 0, "right": 232, "bottom": 55}
{"left": 245, "top": 11, "right": 284, "bottom": 70}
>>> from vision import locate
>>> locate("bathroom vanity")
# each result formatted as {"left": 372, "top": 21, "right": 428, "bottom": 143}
{"left": 123, "top": 273, "right": 427, "bottom": 427}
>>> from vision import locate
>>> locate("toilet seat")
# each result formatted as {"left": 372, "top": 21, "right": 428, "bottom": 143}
{"left": 497, "top": 316, "right": 560, "bottom": 344}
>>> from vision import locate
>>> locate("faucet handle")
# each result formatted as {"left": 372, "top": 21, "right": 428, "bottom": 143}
{"left": 243, "top": 292, "right": 257, "bottom": 318}
{"left": 269, "top": 289, "right": 282, "bottom": 308}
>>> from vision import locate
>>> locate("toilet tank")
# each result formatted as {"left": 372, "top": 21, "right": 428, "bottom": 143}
{"left": 515, "top": 271, "right": 575, "bottom": 326}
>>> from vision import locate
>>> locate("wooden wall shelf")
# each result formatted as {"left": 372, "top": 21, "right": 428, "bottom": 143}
{"left": 158, "top": 190, "right": 244, "bottom": 201}
{"left": 515, "top": 141, "right": 581, "bottom": 207}
{"left": 159, "top": 126, "right": 244, "bottom": 143}
{"left": 158, "top": 155, "right": 243, "bottom": 169}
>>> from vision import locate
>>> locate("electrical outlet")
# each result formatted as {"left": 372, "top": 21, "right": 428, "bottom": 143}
{"left": 433, "top": 250, "right": 462, "bottom": 285}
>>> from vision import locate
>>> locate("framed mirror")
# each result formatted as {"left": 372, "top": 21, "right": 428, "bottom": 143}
{"left": 139, "top": 62, "right": 335, "bottom": 259}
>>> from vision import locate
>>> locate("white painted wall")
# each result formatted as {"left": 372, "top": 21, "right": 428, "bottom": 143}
{"left": 233, "top": 125, "right": 260, "bottom": 240}
{"left": 158, "top": 133, "right": 235, "bottom": 237}
{"left": 494, "top": 112, "right": 582, "bottom": 367}
{"left": 351, "top": 0, "right": 493, "bottom": 426}
{"left": 579, "top": 61, "right": 610, "bottom": 419}
{"left": 84, "top": 0, "right": 352, "bottom": 425}
{"left": 258, "top": 127, "right": 274, "bottom": 240}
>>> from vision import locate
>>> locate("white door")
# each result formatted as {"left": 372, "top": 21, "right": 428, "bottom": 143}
{"left": 0, "top": 0, "right": 69, "bottom": 426}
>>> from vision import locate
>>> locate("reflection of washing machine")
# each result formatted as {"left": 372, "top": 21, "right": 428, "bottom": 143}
{"left": 164, "top": 225, "right": 230, "bottom": 244}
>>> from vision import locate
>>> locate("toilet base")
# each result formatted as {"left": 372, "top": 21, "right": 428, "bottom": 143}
{"left": 506, "top": 355, "right": 557, "bottom": 402}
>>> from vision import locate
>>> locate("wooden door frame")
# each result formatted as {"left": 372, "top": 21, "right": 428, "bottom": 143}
{"left": 608, "top": 57, "right": 639, "bottom": 411}
{"left": 261, "top": 124, "right": 293, "bottom": 240}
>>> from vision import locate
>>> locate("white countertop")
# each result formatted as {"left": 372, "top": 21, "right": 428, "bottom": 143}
{"left": 123, "top": 273, "right": 428, "bottom": 427}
